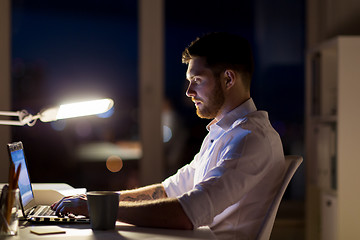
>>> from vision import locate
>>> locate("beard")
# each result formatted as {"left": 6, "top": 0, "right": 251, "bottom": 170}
{"left": 196, "top": 80, "right": 225, "bottom": 119}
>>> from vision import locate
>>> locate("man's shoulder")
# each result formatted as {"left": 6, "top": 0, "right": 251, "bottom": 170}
{"left": 238, "top": 110, "right": 272, "bottom": 129}
{"left": 224, "top": 110, "right": 280, "bottom": 147}
{"left": 225, "top": 110, "right": 269, "bottom": 131}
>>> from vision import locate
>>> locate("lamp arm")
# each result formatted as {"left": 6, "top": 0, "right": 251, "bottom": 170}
{"left": 0, "top": 110, "right": 39, "bottom": 126}
{"left": 19, "top": 110, "right": 39, "bottom": 126}
{"left": 0, "top": 111, "right": 22, "bottom": 117}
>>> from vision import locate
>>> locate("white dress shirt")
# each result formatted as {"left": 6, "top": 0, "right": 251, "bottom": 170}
{"left": 162, "top": 98, "right": 285, "bottom": 240}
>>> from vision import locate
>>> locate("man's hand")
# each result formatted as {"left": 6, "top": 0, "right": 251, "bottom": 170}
{"left": 51, "top": 194, "right": 89, "bottom": 217}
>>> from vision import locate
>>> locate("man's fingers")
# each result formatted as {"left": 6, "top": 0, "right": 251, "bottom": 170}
{"left": 54, "top": 200, "right": 69, "bottom": 215}
{"left": 52, "top": 195, "right": 89, "bottom": 217}
{"left": 51, "top": 196, "right": 72, "bottom": 210}
{"left": 59, "top": 206, "right": 67, "bottom": 216}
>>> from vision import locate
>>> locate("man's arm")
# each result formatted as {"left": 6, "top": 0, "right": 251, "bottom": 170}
{"left": 120, "top": 183, "right": 167, "bottom": 201}
{"left": 51, "top": 183, "right": 193, "bottom": 230}
{"left": 118, "top": 184, "right": 193, "bottom": 229}
{"left": 51, "top": 184, "right": 166, "bottom": 216}
{"left": 117, "top": 197, "right": 193, "bottom": 230}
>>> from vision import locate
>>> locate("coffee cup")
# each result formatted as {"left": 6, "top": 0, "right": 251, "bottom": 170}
{"left": 86, "top": 191, "right": 120, "bottom": 230}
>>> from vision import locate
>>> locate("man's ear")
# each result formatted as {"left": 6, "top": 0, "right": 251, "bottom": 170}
{"left": 224, "top": 70, "right": 236, "bottom": 90}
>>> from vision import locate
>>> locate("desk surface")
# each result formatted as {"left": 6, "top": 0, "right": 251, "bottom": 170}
{"left": 12, "top": 221, "right": 216, "bottom": 240}
{"left": 1, "top": 184, "right": 216, "bottom": 239}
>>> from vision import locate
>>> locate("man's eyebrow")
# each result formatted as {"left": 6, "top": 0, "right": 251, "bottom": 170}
{"left": 187, "top": 69, "right": 205, "bottom": 81}
{"left": 186, "top": 75, "right": 195, "bottom": 81}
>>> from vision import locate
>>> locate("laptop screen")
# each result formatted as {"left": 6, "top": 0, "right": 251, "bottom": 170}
{"left": 9, "top": 146, "right": 34, "bottom": 207}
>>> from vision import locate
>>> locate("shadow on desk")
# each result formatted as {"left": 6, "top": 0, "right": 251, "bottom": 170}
{"left": 19, "top": 221, "right": 216, "bottom": 240}
{"left": 115, "top": 223, "right": 215, "bottom": 239}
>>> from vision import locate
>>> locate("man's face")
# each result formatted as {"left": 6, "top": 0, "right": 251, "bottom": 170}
{"left": 186, "top": 57, "right": 225, "bottom": 119}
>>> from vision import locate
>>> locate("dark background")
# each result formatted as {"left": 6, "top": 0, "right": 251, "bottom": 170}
{"left": 10, "top": 0, "right": 305, "bottom": 199}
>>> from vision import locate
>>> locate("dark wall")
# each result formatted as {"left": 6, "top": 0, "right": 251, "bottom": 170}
{"left": 11, "top": 0, "right": 305, "bottom": 198}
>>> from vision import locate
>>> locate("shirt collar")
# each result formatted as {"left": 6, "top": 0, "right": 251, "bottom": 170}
{"left": 206, "top": 98, "right": 257, "bottom": 131}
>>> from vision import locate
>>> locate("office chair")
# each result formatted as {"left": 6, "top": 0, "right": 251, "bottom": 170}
{"left": 256, "top": 155, "right": 303, "bottom": 240}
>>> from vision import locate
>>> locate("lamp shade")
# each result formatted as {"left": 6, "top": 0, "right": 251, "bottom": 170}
{"left": 39, "top": 98, "right": 114, "bottom": 122}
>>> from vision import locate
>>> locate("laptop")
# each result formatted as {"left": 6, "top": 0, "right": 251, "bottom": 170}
{"left": 7, "top": 141, "right": 89, "bottom": 223}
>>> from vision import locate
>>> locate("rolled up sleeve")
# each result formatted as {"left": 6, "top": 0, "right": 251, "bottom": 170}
{"left": 176, "top": 135, "right": 280, "bottom": 229}
{"left": 162, "top": 157, "right": 197, "bottom": 198}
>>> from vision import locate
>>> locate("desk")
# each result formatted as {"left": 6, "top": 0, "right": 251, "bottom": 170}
{"left": 14, "top": 221, "right": 216, "bottom": 240}
{"left": 1, "top": 184, "right": 216, "bottom": 239}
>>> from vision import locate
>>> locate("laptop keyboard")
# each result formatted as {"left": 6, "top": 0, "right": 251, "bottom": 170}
{"left": 33, "top": 205, "right": 56, "bottom": 216}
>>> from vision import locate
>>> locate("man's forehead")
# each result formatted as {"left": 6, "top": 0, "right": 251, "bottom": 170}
{"left": 186, "top": 57, "right": 208, "bottom": 79}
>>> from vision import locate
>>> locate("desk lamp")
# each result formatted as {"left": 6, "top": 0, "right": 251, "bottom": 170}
{"left": 0, "top": 98, "right": 114, "bottom": 126}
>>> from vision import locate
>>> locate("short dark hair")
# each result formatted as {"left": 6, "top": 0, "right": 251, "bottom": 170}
{"left": 182, "top": 32, "right": 254, "bottom": 89}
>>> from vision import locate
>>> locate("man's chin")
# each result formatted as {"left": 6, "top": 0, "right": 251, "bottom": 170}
{"left": 196, "top": 109, "right": 215, "bottom": 119}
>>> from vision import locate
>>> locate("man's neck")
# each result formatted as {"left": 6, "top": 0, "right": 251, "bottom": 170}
{"left": 215, "top": 95, "right": 250, "bottom": 121}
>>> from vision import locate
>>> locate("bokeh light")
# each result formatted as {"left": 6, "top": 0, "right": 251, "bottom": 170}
{"left": 163, "top": 125, "right": 172, "bottom": 143}
{"left": 106, "top": 155, "right": 123, "bottom": 173}
{"left": 97, "top": 106, "right": 115, "bottom": 118}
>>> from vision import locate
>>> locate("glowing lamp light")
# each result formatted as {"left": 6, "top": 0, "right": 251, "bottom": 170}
{"left": 0, "top": 98, "right": 114, "bottom": 126}
{"left": 40, "top": 98, "right": 114, "bottom": 122}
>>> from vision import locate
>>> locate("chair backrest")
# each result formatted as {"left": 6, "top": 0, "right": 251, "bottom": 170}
{"left": 256, "top": 155, "right": 303, "bottom": 240}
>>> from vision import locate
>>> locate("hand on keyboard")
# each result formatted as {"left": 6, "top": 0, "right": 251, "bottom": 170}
{"left": 51, "top": 194, "right": 89, "bottom": 217}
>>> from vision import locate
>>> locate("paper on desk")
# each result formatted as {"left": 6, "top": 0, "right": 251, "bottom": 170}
{"left": 33, "top": 187, "right": 87, "bottom": 205}
{"left": 30, "top": 226, "right": 66, "bottom": 235}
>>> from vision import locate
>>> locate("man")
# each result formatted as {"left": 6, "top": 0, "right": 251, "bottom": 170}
{"left": 52, "top": 32, "right": 285, "bottom": 240}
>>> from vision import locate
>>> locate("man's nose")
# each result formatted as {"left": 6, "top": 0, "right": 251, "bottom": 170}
{"left": 186, "top": 83, "right": 196, "bottom": 97}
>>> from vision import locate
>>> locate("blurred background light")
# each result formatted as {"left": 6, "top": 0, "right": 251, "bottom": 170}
{"left": 97, "top": 106, "right": 114, "bottom": 118}
{"left": 163, "top": 125, "right": 172, "bottom": 143}
{"left": 106, "top": 155, "right": 123, "bottom": 173}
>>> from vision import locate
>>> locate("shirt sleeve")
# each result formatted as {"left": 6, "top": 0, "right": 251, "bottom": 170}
{"left": 176, "top": 132, "right": 284, "bottom": 228}
{"left": 162, "top": 153, "right": 198, "bottom": 198}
